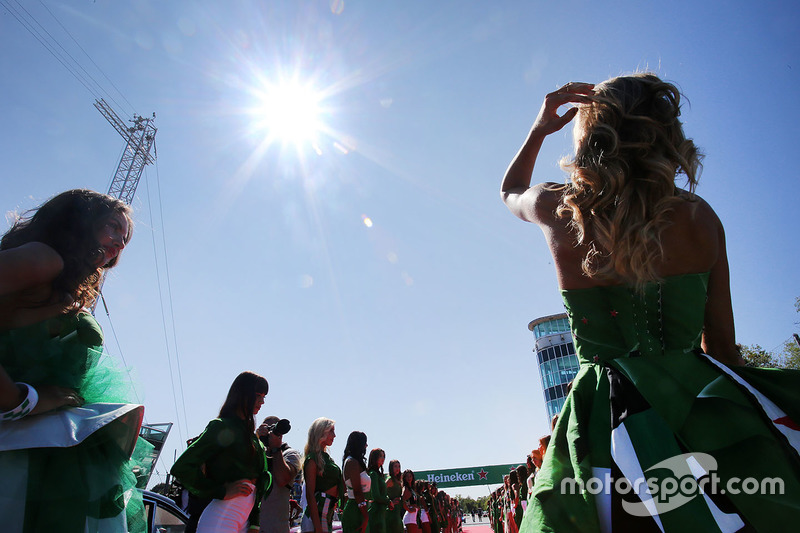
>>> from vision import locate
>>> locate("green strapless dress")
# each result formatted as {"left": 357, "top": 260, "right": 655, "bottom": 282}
{"left": 521, "top": 273, "right": 800, "bottom": 533}
{"left": 0, "top": 312, "right": 148, "bottom": 533}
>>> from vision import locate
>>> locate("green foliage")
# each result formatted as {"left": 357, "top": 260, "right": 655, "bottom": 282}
{"left": 782, "top": 336, "right": 800, "bottom": 370}
{"left": 739, "top": 344, "right": 779, "bottom": 368}
{"left": 737, "top": 296, "right": 800, "bottom": 370}
{"left": 455, "top": 495, "right": 478, "bottom": 513}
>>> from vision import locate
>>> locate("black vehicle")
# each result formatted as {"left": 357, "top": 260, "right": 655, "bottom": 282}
{"left": 141, "top": 489, "right": 189, "bottom": 533}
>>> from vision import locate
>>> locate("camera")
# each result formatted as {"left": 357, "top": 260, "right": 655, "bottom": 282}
{"left": 268, "top": 418, "right": 291, "bottom": 436}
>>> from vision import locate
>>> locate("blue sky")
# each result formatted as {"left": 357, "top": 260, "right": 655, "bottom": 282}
{"left": 2, "top": 1, "right": 799, "bottom": 497}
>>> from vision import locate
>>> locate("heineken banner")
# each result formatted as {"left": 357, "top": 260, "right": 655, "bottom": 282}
{"left": 413, "top": 464, "right": 523, "bottom": 488}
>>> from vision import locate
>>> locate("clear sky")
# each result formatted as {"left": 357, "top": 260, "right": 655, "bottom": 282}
{"left": 2, "top": 0, "right": 799, "bottom": 499}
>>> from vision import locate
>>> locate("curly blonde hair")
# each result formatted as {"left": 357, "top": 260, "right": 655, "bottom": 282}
{"left": 557, "top": 73, "right": 702, "bottom": 289}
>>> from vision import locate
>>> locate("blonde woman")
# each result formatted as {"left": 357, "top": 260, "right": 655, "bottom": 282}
{"left": 502, "top": 74, "right": 800, "bottom": 532}
{"left": 301, "top": 418, "right": 343, "bottom": 533}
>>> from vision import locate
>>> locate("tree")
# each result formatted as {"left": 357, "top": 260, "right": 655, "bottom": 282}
{"left": 739, "top": 344, "right": 779, "bottom": 368}
{"left": 737, "top": 296, "right": 800, "bottom": 371}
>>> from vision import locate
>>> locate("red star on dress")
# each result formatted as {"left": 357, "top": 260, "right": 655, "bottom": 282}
{"left": 610, "top": 310, "right": 618, "bottom": 317}
{"left": 478, "top": 469, "right": 488, "bottom": 480}
{"left": 581, "top": 317, "right": 588, "bottom": 324}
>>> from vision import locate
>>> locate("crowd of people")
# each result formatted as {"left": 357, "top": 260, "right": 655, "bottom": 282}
{"left": 2, "top": 70, "right": 800, "bottom": 533}
{"left": 170, "top": 395, "right": 468, "bottom": 533}
{"left": 487, "top": 433, "right": 551, "bottom": 533}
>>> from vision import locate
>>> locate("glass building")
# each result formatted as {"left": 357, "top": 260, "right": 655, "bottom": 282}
{"left": 528, "top": 313, "right": 580, "bottom": 423}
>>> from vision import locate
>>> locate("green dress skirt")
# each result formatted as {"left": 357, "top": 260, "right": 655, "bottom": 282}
{"left": 521, "top": 273, "right": 800, "bottom": 533}
{"left": 0, "top": 312, "right": 148, "bottom": 533}
{"left": 368, "top": 470, "right": 389, "bottom": 533}
{"left": 385, "top": 478, "right": 404, "bottom": 533}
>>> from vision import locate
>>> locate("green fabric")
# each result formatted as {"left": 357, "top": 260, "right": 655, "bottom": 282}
{"left": 303, "top": 451, "right": 343, "bottom": 531}
{"left": 385, "top": 477, "right": 404, "bottom": 533}
{"left": 303, "top": 451, "right": 343, "bottom": 494}
{"left": 368, "top": 470, "right": 388, "bottom": 533}
{"left": 171, "top": 416, "right": 271, "bottom": 526}
{"left": 0, "top": 312, "right": 146, "bottom": 533}
{"left": 422, "top": 490, "right": 439, "bottom": 532}
{"left": 342, "top": 498, "right": 367, "bottom": 533}
{"left": 521, "top": 273, "right": 800, "bottom": 533}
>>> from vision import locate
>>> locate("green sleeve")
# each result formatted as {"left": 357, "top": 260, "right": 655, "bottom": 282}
{"left": 371, "top": 472, "right": 389, "bottom": 505}
{"left": 170, "top": 419, "right": 227, "bottom": 500}
{"left": 248, "top": 442, "right": 272, "bottom": 528}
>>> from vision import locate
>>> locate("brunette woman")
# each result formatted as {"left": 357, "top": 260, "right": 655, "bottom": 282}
{"left": 367, "top": 448, "right": 390, "bottom": 533}
{"left": 401, "top": 469, "right": 420, "bottom": 533}
{"left": 385, "top": 459, "right": 405, "bottom": 533}
{"left": 416, "top": 480, "right": 432, "bottom": 533}
{"left": 341, "top": 431, "right": 371, "bottom": 533}
{"left": 514, "top": 464, "right": 528, "bottom": 520}
{"left": 0, "top": 189, "right": 144, "bottom": 532}
{"left": 171, "top": 371, "right": 271, "bottom": 532}
{"left": 301, "top": 417, "right": 343, "bottom": 533}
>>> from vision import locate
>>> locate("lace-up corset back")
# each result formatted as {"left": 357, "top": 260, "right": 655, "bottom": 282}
{"left": 561, "top": 272, "right": 710, "bottom": 363}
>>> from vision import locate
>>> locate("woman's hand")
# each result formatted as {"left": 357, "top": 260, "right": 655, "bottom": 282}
{"left": 223, "top": 479, "right": 254, "bottom": 500}
{"left": 501, "top": 81, "right": 594, "bottom": 221}
{"left": 359, "top": 504, "right": 369, "bottom": 533}
{"left": 531, "top": 82, "right": 595, "bottom": 137}
{"left": 30, "top": 385, "right": 83, "bottom": 415}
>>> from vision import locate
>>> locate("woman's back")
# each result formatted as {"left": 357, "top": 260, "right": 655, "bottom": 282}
{"left": 532, "top": 186, "right": 721, "bottom": 290}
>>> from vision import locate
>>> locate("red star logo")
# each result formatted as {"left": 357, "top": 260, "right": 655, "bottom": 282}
{"left": 610, "top": 310, "right": 618, "bottom": 317}
{"left": 477, "top": 469, "right": 488, "bottom": 480}
{"left": 581, "top": 317, "right": 588, "bottom": 324}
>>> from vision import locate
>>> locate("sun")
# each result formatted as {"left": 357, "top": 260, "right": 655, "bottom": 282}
{"left": 253, "top": 80, "right": 324, "bottom": 147}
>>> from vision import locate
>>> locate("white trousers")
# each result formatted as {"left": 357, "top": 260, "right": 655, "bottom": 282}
{"left": 197, "top": 483, "right": 256, "bottom": 533}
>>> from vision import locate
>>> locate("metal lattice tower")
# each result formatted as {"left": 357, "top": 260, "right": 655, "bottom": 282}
{"left": 91, "top": 99, "right": 156, "bottom": 313}
{"left": 94, "top": 98, "right": 156, "bottom": 204}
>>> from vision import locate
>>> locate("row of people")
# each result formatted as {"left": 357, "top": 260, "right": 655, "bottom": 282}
{"left": 487, "top": 434, "right": 550, "bottom": 533}
{"left": 170, "top": 396, "right": 465, "bottom": 533}
{"left": 296, "top": 418, "right": 464, "bottom": 533}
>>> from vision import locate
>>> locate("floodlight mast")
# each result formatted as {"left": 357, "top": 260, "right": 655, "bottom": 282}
{"left": 94, "top": 98, "right": 157, "bottom": 205}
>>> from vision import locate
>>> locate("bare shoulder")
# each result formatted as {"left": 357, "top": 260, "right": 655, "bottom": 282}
{"left": 0, "top": 242, "right": 64, "bottom": 293}
{"left": 502, "top": 181, "right": 565, "bottom": 224}
{"left": 527, "top": 182, "right": 564, "bottom": 225}
{"left": 673, "top": 191, "right": 726, "bottom": 244}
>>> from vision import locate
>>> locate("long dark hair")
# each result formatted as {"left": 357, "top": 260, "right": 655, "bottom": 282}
{"left": 367, "top": 448, "right": 385, "bottom": 474}
{"left": 342, "top": 431, "right": 367, "bottom": 470}
{"left": 402, "top": 469, "right": 416, "bottom": 490}
{"left": 1, "top": 189, "right": 133, "bottom": 310}
{"left": 388, "top": 459, "right": 402, "bottom": 482}
{"left": 219, "top": 371, "right": 269, "bottom": 453}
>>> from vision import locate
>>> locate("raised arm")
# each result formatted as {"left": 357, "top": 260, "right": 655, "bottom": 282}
{"left": 501, "top": 82, "right": 594, "bottom": 222}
